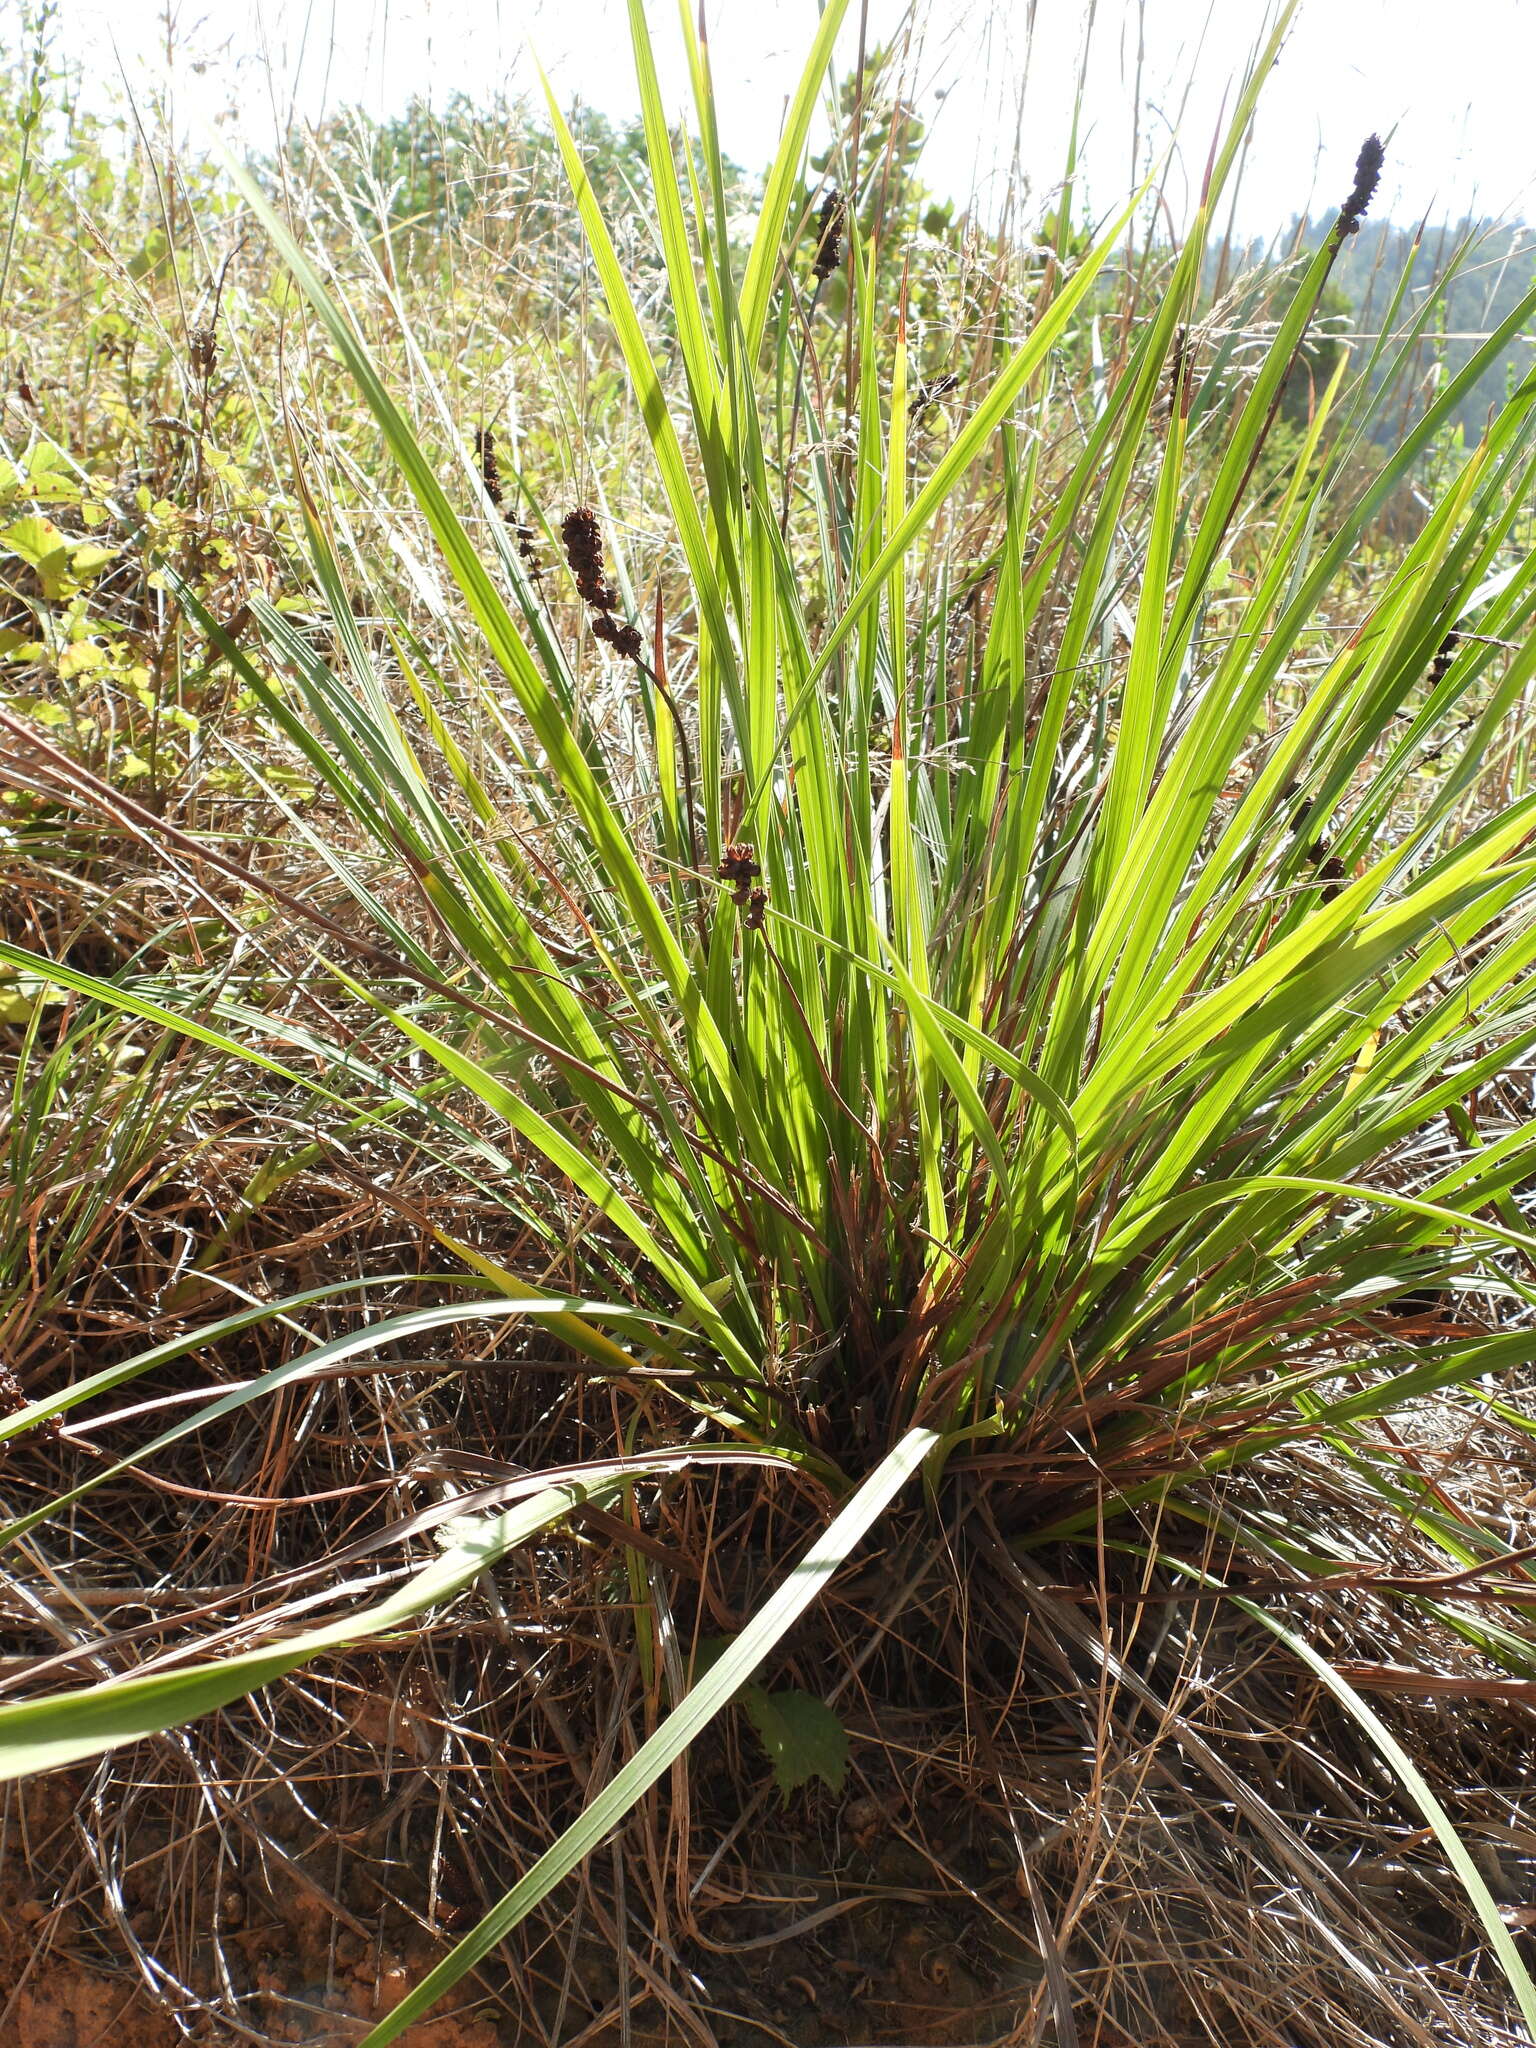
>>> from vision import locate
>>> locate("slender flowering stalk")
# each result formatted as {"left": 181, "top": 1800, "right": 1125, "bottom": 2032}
{"left": 562, "top": 509, "right": 700, "bottom": 897}
{"left": 477, "top": 426, "right": 544, "bottom": 582}
{"left": 1220, "top": 132, "right": 1386, "bottom": 533}
{"left": 781, "top": 187, "right": 847, "bottom": 531}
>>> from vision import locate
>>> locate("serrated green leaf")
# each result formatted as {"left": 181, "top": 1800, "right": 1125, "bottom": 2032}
{"left": 739, "top": 1683, "right": 849, "bottom": 1799}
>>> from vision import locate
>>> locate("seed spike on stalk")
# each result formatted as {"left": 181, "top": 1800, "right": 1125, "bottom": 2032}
{"left": 1335, "top": 132, "right": 1384, "bottom": 243}
{"left": 474, "top": 425, "right": 503, "bottom": 505}
{"left": 811, "top": 187, "right": 845, "bottom": 282}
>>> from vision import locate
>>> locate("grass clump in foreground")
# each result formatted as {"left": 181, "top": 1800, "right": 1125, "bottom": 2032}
{"left": 6, "top": 1, "right": 1536, "bottom": 2041}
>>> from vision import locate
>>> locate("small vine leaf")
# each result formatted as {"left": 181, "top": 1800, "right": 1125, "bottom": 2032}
{"left": 739, "top": 1684, "right": 849, "bottom": 1800}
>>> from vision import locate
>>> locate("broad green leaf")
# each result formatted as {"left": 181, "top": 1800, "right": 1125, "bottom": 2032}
{"left": 0, "top": 514, "right": 77, "bottom": 599}
{"left": 740, "top": 1683, "right": 850, "bottom": 1800}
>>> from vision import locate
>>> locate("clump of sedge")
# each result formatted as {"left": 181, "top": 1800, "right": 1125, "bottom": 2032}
{"left": 811, "top": 189, "right": 845, "bottom": 283}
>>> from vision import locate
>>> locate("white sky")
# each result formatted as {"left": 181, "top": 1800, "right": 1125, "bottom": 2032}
{"left": 45, "top": 0, "right": 1536, "bottom": 235}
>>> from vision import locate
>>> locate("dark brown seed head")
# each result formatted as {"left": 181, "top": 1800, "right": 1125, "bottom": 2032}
{"left": 1168, "top": 325, "right": 1189, "bottom": 400}
{"left": 719, "top": 843, "right": 761, "bottom": 904}
{"left": 1429, "top": 629, "right": 1460, "bottom": 686}
{"left": 591, "top": 610, "right": 643, "bottom": 662}
{"left": 514, "top": 520, "right": 543, "bottom": 580}
{"left": 744, "top": 886, "right": 768, "bottom": 931}
{"left": 475, "top": 426, "right": 503, "bottom": 505}
{"left": 561, "top": 505, "right": 601, "bottom": 573}
{"left": 561, "top": 506, "right": 620, "bottom": 610}
{"left": 0, "top": 1359, "right": 59, "bottom": 1440}
{"left": 1381, "top": 1282, "right": 1449, "bottom": 1322}
{"left": 718, "top": 843, "right": 760, "bottom": 885}
{"left": 812, "top": 189, "right": 845, "bottom": 283}
{"left": 1336, "top": 133, "right": 1384, "bottom": 240}
{"left": 190, "top": 325, "right": 217, "bottom": 379}
{"left": 910, "top": 371, "right": 960, "bottom": 416}
{"left": 1319, "top": 855, "right": 1347, "bottom": 885}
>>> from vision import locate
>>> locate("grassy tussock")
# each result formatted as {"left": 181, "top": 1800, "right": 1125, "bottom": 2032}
{"left": 3, "top": 5, "right": 1536, "bottom": 2043}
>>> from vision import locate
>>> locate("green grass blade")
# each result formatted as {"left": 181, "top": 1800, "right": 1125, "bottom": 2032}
{"left": 0, "top": 1481, "right": 616, "bottom": 1778}
{"left": 1233, "top": 1596, "right": 1536, "bottom": 2037}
